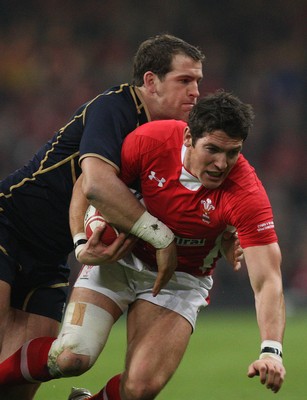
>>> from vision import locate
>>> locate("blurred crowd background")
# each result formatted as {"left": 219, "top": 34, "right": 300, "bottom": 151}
{"left": 0, "top": 0, "right": 306, "bottom": 311}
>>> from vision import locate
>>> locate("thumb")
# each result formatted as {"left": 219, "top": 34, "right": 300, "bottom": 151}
{"left": 152, "top": 272, "right": 164, "bottom": 297}
{"left": 89, "top": 222, "right": 106, "bottom": 243}
{"left": 222, "top": 230, "right": 233, "bottom": 240}
{"left": 247, "top": 365, "right": 258, "bottom": 378}
{"left": 233, "top": 261, "right": 242, "bottom": 271}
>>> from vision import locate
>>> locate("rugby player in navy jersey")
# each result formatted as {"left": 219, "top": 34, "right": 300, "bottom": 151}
{"left": 0, "top": 34, "right": 205, "bottom": 399}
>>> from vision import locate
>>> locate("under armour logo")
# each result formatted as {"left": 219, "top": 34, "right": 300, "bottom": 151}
{"left": 148, "top": 171, "right": 166, "bottom": 187}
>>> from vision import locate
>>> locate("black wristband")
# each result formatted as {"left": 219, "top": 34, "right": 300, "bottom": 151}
{"left": 74, "top": 239, "right": 88, "bottom": 249}
{"left": 261, "top": 346, "right": 283, "bottom": 358}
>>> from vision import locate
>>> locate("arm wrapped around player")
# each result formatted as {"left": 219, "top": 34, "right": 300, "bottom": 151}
{"left": 130, "top": 211, "right": 177, "bottom": 296}
{"left": 130, "top": 211, "right": 175, "bottom": 249}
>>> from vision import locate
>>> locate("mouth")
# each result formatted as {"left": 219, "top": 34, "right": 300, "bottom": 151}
{"left": 182, "top": 103, "right": 195, "bottom": 110}
{"left": 206, "top": 171, "right": 224, "bottom": 179}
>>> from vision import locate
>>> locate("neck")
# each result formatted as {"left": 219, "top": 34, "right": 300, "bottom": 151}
{"left": 136, "top": 86, "right": 157, "bottom": 121}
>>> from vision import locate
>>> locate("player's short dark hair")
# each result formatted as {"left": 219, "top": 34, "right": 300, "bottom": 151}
{"left": 132, "top": 33, "right": 205, "bottom": 86}
{"left": 188, "top": 90, "right": 255, "bottom": 144}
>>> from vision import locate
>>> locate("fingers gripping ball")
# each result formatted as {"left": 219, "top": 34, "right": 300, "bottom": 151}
{"left": 84, "top": 205, "right": 119, "bottom": 246}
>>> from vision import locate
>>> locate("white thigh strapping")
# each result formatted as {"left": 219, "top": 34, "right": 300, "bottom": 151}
{"left": 48, "top": 302, "right": 114, "bottom": 377}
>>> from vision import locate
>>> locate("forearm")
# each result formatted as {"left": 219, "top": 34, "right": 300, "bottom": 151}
{"left": 244, "top": 243, "right": 286, "bottom": 393}
{"left": 254, "top": 281, "right": 285, "bottom": 344}
{"left": 69, "top": 175, "right": 89, "bottom": 236}
{"left": 245, "top": 243, "right": 285, "bottom": 344}
{"left": 83, "top": 169, "right": 174, "bottom": 248}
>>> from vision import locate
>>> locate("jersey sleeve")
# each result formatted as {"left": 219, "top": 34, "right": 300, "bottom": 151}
{"left": 225, "top": 182, "right": 278, "bottom": 248}
{"left": 79, "top": 92, "right": 137, "bottom": 169}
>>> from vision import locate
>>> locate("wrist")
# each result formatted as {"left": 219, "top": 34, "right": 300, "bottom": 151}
{"left": 73, "top": 232, "right": 88, "bottom": 260}
{"left": 130, "top": 211, "right": 174, "bottom": 249}
{"left": 260, "top": 340, "right": 283, "bottom": 363}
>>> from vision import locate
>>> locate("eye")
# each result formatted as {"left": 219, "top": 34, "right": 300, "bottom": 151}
{"left": 206, "top": 146, "right": 218, "bottom": 153}
{"left": 228, "top": 149, "right": 241, "bottom": 158}
{"left": 180, "top": 78, "right": 190, "bottom": 84}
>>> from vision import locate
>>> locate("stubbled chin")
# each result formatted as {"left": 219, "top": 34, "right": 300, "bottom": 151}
{"left": 181, "top": 110, "right": 191, "bottom": 122}
{"left": 202, "top": 178, "right": 224, "bottom": 189}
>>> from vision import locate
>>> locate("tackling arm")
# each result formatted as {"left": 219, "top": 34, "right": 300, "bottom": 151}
{"left": 244, "top": 243, "right": 286, "bottom": 393}
{"left": 70, "top": 175, "right": 89, "bottom": 237}
{"left": 69, "top": 173, "right": 138, "bottom": 266}
{"left": 80, "top": 157, "right": 177, "bottom": 295}
{"left": 81, "top": 157, "right": 145, "bottom": 231}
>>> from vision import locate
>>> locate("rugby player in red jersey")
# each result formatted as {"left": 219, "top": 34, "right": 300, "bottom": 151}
{"left": 0, "top": 91, "right": 285, "bottom": 399}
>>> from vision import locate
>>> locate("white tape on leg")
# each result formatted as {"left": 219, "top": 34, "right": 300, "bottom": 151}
{"left": 48, "top": 302, "right": 114, "bottom": 377}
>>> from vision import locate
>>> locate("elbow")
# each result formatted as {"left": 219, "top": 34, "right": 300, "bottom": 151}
{"left": 82, "top": 179, "right": 99, "bottom": 202}
{"left": 81, "top": 158, "right": 119, "bottom": 202}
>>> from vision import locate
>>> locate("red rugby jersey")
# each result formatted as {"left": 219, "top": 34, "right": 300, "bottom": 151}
{"left": 120, "top": 120, "right": 277, "bottom": 276}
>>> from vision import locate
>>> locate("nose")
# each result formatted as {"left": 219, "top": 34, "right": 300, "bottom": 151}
{"left": 214, "top": 153, "right": 227, "bottom": 170}
{"left": 189, "top": 81, "right": 200, "bottom": 99}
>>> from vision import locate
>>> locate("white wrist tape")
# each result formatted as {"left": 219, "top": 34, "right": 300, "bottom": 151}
{"left": 73, "top": 233, "right": 88, "bottom": 260}
{"left": 260, "top": 340, "right": 283, "bottom": 363}
{"left": 130, "top": 211, "right": 174, "bottom": 249}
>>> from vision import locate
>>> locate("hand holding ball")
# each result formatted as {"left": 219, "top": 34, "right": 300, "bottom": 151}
{"left": 84, "top": 205, "right": 119, "bottom": 245}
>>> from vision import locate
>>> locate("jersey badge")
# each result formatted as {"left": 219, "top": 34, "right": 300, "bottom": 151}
{"left": 201, "top": 198, "right": 215, "bottom": 224}
{"left": 148, "top": 171, "right": 166, "bottom": 187}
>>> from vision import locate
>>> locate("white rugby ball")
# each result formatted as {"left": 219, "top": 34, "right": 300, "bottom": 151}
{"left": 84, "top": 205, "right": 119, "bottom": 246}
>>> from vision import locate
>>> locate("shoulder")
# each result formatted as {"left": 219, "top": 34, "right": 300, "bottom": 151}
{"left": 226, "top": 154, "right": 263, "bottom": 194}
{"left": 122, "top": 120, "right": 185, "bottom": 162}
{"left": 84, "top": 84, "right": 149, "bottom": 128}
{"left": 81, "top": 84, "right": 141, "bottom": 132}
{"left": 221, "top": 155, "right": 277, "bottom": 246}
{"left": 133, "top": 119, "right": 186, "bottom": 142}
{"left": 102, "top": 83, "right": 131, "bottom": 95}
{"left": 88, "top": 84, "right": 135, "bottom": 109}
{"left": 221, "top": 154, "right": 273, "bottom": 227}
{"left": 71, "top": 84, "right": 136, "bottom": 119}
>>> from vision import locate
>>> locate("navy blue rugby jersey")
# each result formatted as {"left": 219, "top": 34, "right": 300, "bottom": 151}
{"left": 0, "top": 84, "right": 149, "bottom": 264}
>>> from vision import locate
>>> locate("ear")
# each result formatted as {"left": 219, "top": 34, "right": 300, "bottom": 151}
{"left": 143, "top": 71, "right": 157, "bottom": 93}
{"left": 183, "top": 126, "right": 192, "bottom": 147}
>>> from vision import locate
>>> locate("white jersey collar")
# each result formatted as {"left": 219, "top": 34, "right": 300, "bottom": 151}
{"left": 180, "top": 145, "right": 202, "bottom": 191}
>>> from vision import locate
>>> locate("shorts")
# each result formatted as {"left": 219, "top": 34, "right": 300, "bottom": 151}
{"left": 74, "top": 262, "right": 213, "bottom": 330}
{"left": 0, "top": 223, "right": 69, "bottom": 322}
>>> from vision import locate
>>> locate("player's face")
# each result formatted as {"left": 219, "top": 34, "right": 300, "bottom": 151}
{"left": 183, "top": 128, "right": 243, "bottom": 189}
{"left": 151, "top": 54, "right": 203, "bottom": 122}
